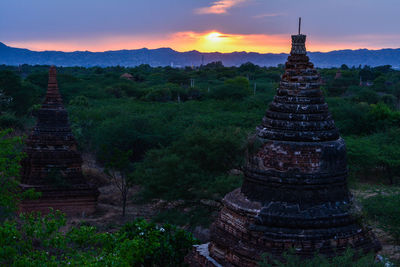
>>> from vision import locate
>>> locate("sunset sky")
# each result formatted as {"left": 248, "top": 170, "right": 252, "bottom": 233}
{"left": 1, "top": 0, "right": 399, "bottom": 53}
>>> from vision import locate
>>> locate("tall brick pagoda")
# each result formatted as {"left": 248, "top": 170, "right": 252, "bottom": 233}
{"left": 187, "top": 21, "right": 381, "bottom": 266}
{"left": 20, "top": 66, "right": 98, "bottom": 216}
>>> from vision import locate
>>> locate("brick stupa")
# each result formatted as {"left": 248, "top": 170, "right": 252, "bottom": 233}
{"left": 20, "top": 66, "right": 98, "bottom": 216}
{"left": 187, "top": 26, "right": 381, "bottom": 267}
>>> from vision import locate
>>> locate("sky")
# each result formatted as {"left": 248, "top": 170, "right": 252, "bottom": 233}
{"left": 1, "top": 0, "right": 400, "bottom": 53}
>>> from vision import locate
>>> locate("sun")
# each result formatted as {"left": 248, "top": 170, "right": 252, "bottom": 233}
{"left": 197, "top": 31, "right": 241, "bottom": 52}
{"left": 206, "top": 32, "right": 224, "bottom": 42}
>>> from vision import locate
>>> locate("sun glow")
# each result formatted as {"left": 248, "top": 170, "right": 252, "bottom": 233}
{"left": 198, "top": 31, "right": 238, "bottom": 52}
{"left": 206, "top": 32, "right": 224, "bottom": 42}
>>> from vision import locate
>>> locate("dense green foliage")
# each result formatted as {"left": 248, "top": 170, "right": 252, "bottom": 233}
{"left": 0, "top": 129, "right": 23, "bottom": 219}
{"left": 1, "top": 63, "right": 400, "bottom": 265}
{"left": 0, "top": 130, "right": 196, "bottom": 266}
{"left": 0, "top": 211, "right": 196, "bottom": 266}
{"left": 347, "top": 128, "right": 400, "bottom": 184}
{"left": 133, "top": 126, "right": 245, "bottom": 201}
{"left": 0, "top": 129, "right": 38, "bottom": 220}
{"left": 1, "top": 62, "right": 400, "bottom": 207}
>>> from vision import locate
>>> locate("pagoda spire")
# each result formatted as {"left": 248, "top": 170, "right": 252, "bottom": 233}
{"left": 298, "top": 17, "right": 301, "bottom": 34}
{"left": 43, "top": 65, "right": 63, "bottom": 109}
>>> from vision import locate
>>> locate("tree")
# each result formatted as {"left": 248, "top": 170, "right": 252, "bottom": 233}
{"left": 391, "top": 84, "right": 400, "bottom": 109}
{"left": 0, "top": 129, "right": 40, "bottom": 220}
{"left": 211, "top": 76, "right": 251, "bottom": 100}
{"left": 346, "top": 128, "right": 400, "bottom": 184}
{"left": 0, "top": 70, "right": 43, "bottom": 115}
{"left": 0, "top": 129, "right": 23, "bottom": 219}
{"left": 134, "top": 127, "right": 245, "bottom": 201}
{"left": 104, "top": 149, "right": 134, "bottom": 217}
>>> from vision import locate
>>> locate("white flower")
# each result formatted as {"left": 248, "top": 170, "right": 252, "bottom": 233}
{"left": 160, "top": 228, "right": 165, "bottom": 232}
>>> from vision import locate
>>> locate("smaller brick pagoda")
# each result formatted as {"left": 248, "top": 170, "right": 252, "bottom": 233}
{"left": 20, "top": 66, "right": 98, "bottom": 216}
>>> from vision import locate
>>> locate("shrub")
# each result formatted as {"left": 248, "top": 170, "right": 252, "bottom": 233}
{"left": 0, "top": 113, "right": 23, "bottom": 130}
{"left": 69, "top": 95, "right": 89, "bottom": 107}
{"left": 145, "top": 87, "right": 172, "bottom": 102}
{"left": 362, "top": 193, "right": 400, "bottom": 243}
{"left": 0, "top": 129, "right": 24, "bottom": 219}
{"left": 0, "top": 212, "right": 196, "bottom": 266}
{"left": 133, "top": 127, "right": 245, "bottom": 201}
{"left": 346, "top": 128, "right": 400, "bottom": 184}
{"left": 210, "top": 76, "right": 251, "bottom": 100}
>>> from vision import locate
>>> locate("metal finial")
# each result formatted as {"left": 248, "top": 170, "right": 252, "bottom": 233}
{"left": 298, "top": 17, "right": 301, "bottom": 35}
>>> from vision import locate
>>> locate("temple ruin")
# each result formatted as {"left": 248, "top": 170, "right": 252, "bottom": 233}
{"left": 20, "top": 66, "right": 98, "bottom": 216}
{"left": 187, "top": 24, "right": 381, "bottom": 266}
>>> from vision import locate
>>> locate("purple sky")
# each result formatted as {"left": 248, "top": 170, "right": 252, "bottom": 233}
{"left": 1, "top": 0, "right": 399, "bottom": 53}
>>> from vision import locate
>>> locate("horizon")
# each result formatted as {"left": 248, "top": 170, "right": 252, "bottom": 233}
{"left": 1, "top": 1, "right": 400, "bottom": 53}
{"left": 2, "top": 40, "right": 399, "bottom": 55}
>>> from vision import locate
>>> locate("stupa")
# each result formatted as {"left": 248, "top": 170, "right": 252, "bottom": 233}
{"left": 186, "top": 19, "right": 381, "bottom": 266}
{"left": 20, "top": 66, "right": 98, "bottom": 216}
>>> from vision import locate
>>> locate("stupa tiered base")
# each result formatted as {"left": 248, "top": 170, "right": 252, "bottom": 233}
{"left": 188, "top": 189, "right": 379, "bottom": 267}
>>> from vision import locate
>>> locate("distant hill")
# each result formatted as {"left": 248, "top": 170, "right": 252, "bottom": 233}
{"left": 1, "top": 42, "right": 400, "bottom": 68}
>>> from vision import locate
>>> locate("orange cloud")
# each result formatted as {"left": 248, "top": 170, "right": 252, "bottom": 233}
{"left": 195, "top": 0, "right": 247, "bottom": 14}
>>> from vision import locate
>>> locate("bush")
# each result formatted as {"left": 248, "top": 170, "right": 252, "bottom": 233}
{"left": 0, "top": 70, "right": 43, "bottom": 115}
{"left": 133, "top": 127, "right": 245, "bottom": 201}
{"left": 362, "top": 193, "right": 400, "bottom": 243}
{"left": 346, "top": 127, "right": 400, "bottom": 184}
{"left": 210, "top": 76, "right": 251, "bottom": 100}
{"left": 69, "top": 95, "right": 89, "bottom": 107}
{"left": 0, "top": 212, "right": 197, "bottom": 266}
{"left": 92, "top": 115, "right": 163, "bottom": 163}
{"left": 380, "top": 94, "right": 397, "bottom": 109}
{"left": 352, "top": 89, "right": 379, "bottom": 104}
{"left": 145, "top": 87, "right": 172, "bottom": 102}
{"left": 0, "top": 129, "right": 24, "bottom": 219}
{"left": 328, "top": 99, "right": 372, "bottom": 135}
{"left": 0, "top": 113, "right": 23, "bottom": 130}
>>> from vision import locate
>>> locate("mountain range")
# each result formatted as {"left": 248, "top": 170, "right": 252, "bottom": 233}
{"left": 1, "top": 42, "right": 400, "bottom": 68}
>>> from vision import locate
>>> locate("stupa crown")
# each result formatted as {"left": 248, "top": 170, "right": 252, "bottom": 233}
{"left": 290, "top": 18, "right": 307, "bottom": 55}
{"left": 290, "top": 34, "right": 307, "bottom": 55}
